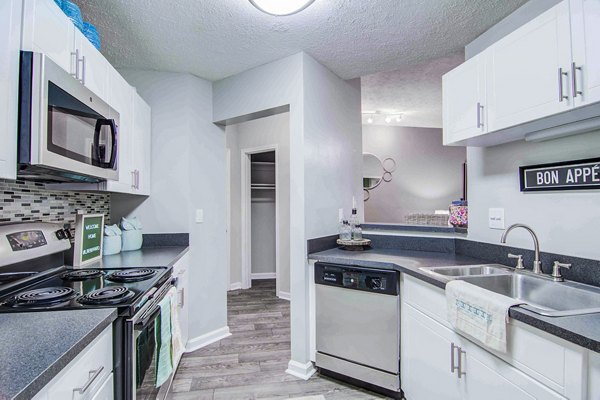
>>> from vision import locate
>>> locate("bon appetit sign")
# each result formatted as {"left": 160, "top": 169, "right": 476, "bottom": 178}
{"left": 520, "top": 157, "right": 600, "bottom": 192}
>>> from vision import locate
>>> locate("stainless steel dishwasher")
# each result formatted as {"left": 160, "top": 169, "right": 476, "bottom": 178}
{"left": 315, "top": 262, "right": 401, "bottom": 398}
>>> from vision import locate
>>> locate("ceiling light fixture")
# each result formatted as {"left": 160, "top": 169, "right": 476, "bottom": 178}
{"left": 367, "top": 116, "right": 374, "bottom": 124}
{"left": 249, "top": 0, "right": 316, "bottom": 16}
{"left": 384, "top": 116, "right": 392, "bottom": 124}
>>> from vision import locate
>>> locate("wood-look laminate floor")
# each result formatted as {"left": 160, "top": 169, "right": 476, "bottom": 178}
{"left": 168, "top": 279, "right": 389, "bottom": 400}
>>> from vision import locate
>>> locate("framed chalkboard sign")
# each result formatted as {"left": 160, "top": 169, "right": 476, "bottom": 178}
{"left": 73, "top": 213, "right": 104, "bottom": 266}
{"left": 520, "top": 157, "right": 600, "bottom": 192}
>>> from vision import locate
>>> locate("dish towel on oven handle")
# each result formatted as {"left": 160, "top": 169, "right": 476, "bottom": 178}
{"left": 446, "top": 280, "right": 524, "bottom": 353}
{"left": 169, "top": 286, "right": 185, "bottom": 366}
{"left": 155, "top": 293, "right": 173, "bottom": 387}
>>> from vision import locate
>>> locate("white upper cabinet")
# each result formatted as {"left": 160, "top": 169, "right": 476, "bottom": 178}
{"left": 74, "top": 29, "right": 110, "bottom": 102}
{"left": 0, "top": 0, "right": 22, "bottom": 180}
{"left": 443, "top": 0, "right": 600, "bottom": 146}
{"left": 487, "top": 0, "right": 572, "bottom": 132}
{"left": 132, "top": 93, "right": 152, "bottom": 195}
{"left": 105, "top": 67, "right": 135, "bottom": 194}
{"left": 22, "top": 0, "right": 76, "bottom": 74}
{"left": 443, "top": 53, "right": 487, "bottom": 145}
{"left": 570, "top": 0, "right": 600, "bottom": 107}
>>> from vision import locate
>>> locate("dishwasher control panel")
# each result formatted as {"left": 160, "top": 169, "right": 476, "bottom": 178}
{"left": 315, "top": 263, "right": 399, "bottom": 296}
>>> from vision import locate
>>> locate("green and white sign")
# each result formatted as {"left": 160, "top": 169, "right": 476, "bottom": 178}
{"left": 74, "top": 214, "right": 104, "bottom": 266}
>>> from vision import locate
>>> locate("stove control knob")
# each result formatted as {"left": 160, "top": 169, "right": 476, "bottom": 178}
{"left": 55, "top": 229, "right": 67, "bottom": 240}
{"left": 369, "top": 278, "right": 382, "bottom": 290}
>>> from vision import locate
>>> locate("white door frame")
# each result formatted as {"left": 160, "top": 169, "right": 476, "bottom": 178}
{"left": 225, "top": 148, "right": 231, "bottom": 290}
{"left": 241, "top": 144, "right": 280, "bottom": 294}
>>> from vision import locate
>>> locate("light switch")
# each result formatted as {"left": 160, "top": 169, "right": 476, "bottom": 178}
{"left": 195, "top": 209, "right": 204, "bottom": 223}
{"left": 488, "top": 208, "right": 505, "bottom": 230}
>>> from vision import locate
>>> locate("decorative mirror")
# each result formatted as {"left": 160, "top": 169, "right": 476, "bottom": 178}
{"left": 363, "top": 153, "right": 384, "bottom": 190}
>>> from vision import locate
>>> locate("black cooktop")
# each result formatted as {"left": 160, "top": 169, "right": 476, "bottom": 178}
{"left": 0, "top": 267, "right": 171, "bottom": 314}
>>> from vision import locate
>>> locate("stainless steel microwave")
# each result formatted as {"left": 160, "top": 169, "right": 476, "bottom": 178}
{"left": 18, "top": 51, "right": 119, "bottom": 182}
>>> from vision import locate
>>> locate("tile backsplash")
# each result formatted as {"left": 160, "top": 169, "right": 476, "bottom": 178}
{"left": 0, "top": 179, "right": 110, "bottom": 227}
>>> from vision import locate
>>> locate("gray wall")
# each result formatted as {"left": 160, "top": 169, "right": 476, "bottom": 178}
{"left": 362, "top": 125, "right": 466, "bottom": 223}
{"left": 214, "top": 52, "right": 363, "bottom": 373}
{"left": 467, "top": 130, "right": 600, "bottom": 261}
{"left": 115, "top": 69, "right": 228, "bottom": 344}
{"left": 226, "top": 113, "right": 290, "bottom": 294}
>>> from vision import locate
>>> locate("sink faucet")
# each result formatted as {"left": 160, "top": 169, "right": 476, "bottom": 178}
{"left": 500, "top": 224, "right": 542, "bottom": 274}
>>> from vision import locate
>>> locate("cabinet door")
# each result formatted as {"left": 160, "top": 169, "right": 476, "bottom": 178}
{"left": 22, "top": 0, "right": 76, "bottom": 74}
{"left": 132, "top": 93, "right": 152, "bottom": 195}
{"left": 174, "top": 253, "right": 190, "bottom": 347}
{"left": 75, "top": 30, "right": 110, "bottom": 102}
{"left": 487, "top": 1, "right": 573, "bottom": 132}
{"left": 402, "top": 303, "right": 463, "bottom": 400}
{"left": 443, "top": 53, "right": 487, "bottom": 145}
{"left": 90, "top": 374, "right": 114, "bottom": 400}
{"left": 106, "top": 67, "right": 135, "bottom": 193}
{"left": 570, "top": 0, "right": 600, "bottom": 107}
{"left": 0, "top": 0, "right": 22, "bottom": 179}
{"left": 462, "top": 348, "right": 566, "bottom": 400}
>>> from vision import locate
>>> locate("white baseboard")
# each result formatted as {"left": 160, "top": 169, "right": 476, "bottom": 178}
{"left": 278, "top": 291, "right": 290, "bottom": 301}
{"left": 286, "top": 360, "right": 316, "bottom": 380}
{"left": 185, "top": 326, "right": 231, "bottom": 353}
{"left": 229, "top": 282, "right": 242, "bottom": 291}
{"left": 250, "top": 272, "right": 276, "bottom": 280}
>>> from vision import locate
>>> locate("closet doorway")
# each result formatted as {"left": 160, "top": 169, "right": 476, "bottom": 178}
{"left": 241, "top": 146, "right": 280, "bottom": 293}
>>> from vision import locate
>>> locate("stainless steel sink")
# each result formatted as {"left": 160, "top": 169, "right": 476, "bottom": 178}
{"left": 419, "top": 264, "right": 513, "bottom": 279}
{"left": 461, "top": 273, "right": 600, "bottom": 317}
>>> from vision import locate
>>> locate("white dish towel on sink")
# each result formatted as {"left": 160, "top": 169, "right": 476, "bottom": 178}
{"left": 446, "top": 280, "right": 524, "bottom": 353}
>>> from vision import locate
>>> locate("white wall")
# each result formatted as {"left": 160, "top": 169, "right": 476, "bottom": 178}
{"left": 226, "top": 113, "right": 291, "bottom": 294}
{"left": 467, "top": 130, "right": 600, "bottom": 260}
{"left": 363, "top": 125, "right": 466, "bottom": 223}
{"left": 116, "top": 70, "right": 228, "bottom": 342}
{"left": 214, "top": 52, "right": 363, "bottom": 375}
{"left": 302, "top": 55, "right": 364, "bottom": 237}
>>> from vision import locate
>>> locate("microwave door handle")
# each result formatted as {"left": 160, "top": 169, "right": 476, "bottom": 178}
{"left": 107, "top": 119, "right": 118, "bottom": 169}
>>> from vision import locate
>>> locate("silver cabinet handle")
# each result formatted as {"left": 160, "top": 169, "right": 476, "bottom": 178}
{"left": 73, "top": 366, "right": 104, "bottom": 394}
{"left": 476, "top": 102, "right": 484, "bottom": 128}
{"left": 450, "top": 342, "right": 458, "bottom": 374}
{"left": 80, "top": 55, "right": 86, "bottom": 85}
{"left": 70, "top": 49, "right": 80, "bottom": 79}
{"left": 137, "top": 170, "right": 140, "bottom": 189}
{"left": 558, "top": 68, "right": 568, "bottom": 102}
{"left": 571, "top": 62, "right": 582, "bottom": 98}
{"left": 457, "top": 347, "right": 466, "bottom": 378}
{"left": 179, "top": 287, "right": 185, "bottom": 308}
{"left": 131, "top": 171, "right": 136, "bottom": 189}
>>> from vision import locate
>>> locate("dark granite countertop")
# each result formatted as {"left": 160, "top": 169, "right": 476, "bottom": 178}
{"left": 90, "top": 246, "right": 189, "bottom": 269}
{"left": 309, "top": 247, "right": 600, "bottom": 353}
{"left": 0, "top": 309, "right": 117, "bottom": 400}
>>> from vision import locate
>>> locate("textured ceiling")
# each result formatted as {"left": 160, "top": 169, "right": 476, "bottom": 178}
{"left": 72, "top": 0, "right": 527, "bottom": 81}
{"left": 361, "top": 52, "right": 465, "bottom": 128}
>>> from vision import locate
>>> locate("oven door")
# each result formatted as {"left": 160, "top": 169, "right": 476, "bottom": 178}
{"left": 126, "top": 283, "right": 175, "bottom": 400}
{"left": 18, "top": 51, "right": 119, "bottom": 182}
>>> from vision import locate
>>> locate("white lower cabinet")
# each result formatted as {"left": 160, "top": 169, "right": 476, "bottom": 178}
{"left": 33, "top": 325, "right": 114, "bottom": 400}
{"left": 401, "top": 274, "right": 589, "bottom": 400}
{"left": 173, "top": 253, "right": 190, "bottom": 347}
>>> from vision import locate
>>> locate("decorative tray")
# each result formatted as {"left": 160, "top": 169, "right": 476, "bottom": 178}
{"left": 336, "top": 238, "right": 372, "bottom": 251}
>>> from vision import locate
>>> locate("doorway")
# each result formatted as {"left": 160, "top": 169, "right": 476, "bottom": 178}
{"left": 241, "top": 146, "right": 280, "bottom": 293}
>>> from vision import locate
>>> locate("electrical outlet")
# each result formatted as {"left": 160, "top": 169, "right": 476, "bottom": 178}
{"left": 195, "top": 209, "right": 204, "bottom": 223}
{"left": 489, "top": 208, "right": 505, "bottom": 230}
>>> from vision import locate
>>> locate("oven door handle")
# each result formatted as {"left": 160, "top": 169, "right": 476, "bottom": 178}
{"left": 134, "top": 306, "right": 161, "bottom": 331}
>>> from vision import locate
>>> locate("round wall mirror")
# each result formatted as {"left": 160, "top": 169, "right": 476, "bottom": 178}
{"left": 363, "top": 153, "right": 384, "bottom": 190}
